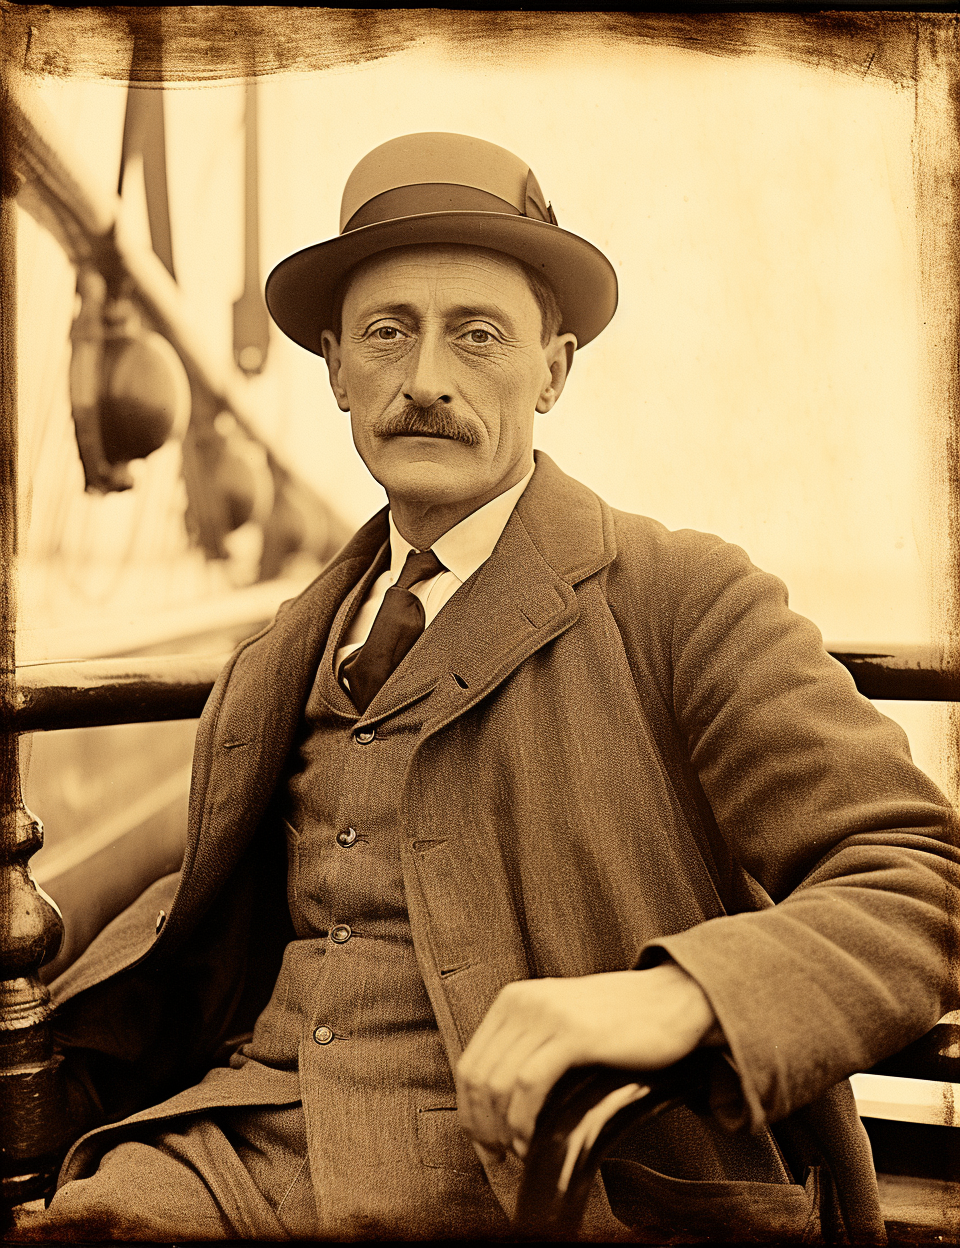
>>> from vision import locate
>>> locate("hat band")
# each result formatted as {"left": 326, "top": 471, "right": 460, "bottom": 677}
{"left": 342, "top": 183, "right": 523, "bottom": 233}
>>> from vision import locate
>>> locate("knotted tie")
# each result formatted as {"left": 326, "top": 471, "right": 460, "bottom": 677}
{"left": 339, "top": 548, "right": 445, "bottom": 712}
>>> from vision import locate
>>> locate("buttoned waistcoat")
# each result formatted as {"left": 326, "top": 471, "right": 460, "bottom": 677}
{"left": 50, "top": 452, "right": 960, "bottom": 1242}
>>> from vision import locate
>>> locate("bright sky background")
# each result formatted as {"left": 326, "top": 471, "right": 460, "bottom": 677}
{"left": 251, "top": 39, "right": 931, "bottom": 650}
{"left": 16, "top": 34, "right": 954, "bottom": 793}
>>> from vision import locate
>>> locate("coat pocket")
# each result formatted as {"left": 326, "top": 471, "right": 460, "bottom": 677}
{"left": 602, "top": 1157, "right": 822, "bottom": 1244}
{"left": 415, "top": 1107, "right": 484, "bottom": 1175}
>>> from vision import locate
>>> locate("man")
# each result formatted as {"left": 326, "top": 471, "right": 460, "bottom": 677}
{"left": 27, "top": 132, "right": 960, "bottom": 1242}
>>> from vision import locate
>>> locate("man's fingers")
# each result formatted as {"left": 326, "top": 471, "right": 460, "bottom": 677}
{"left": 455, "top": 968, "right": 720, "bottom": 1166}
{"left": 459, "top": 1035, "right": 574, "bottom": 1158}
{"left": 502, "top": 1040, "right": 573, "bottom": 1155}
{"left": 457, "top": 1027, "right": 554, "bottom": 1150}
{"left": 456, "top": 980, "right": 560, "bottom": 1149}
{"left": 457, "top": 988, "right": 513, "bottom": 1064}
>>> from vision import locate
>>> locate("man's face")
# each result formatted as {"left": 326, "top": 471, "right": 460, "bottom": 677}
{"left": 321, "top": 245, "right": 575, "bottom": 518}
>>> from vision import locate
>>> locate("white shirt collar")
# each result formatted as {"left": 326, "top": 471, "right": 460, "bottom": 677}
{"left": 387, "top": 462, "right": 535, "bottom": 585}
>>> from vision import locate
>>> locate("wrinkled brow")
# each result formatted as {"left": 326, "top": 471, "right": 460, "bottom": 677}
{"left": 349, "top": 299, "right": 520, "bottom": 333}
{"left": 446, "top": 302, "right": 519, "bottom": 333}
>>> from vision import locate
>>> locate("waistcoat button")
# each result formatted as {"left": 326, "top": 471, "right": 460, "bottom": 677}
{"left": 330, "top": 924, "right": 352, "bottom": 944}
{"left": 337, "top": 827, "right": 358, "bottom": 847}
{"left": 354, "top": 726, "right": 376, "bottom": 744}
{"left": 313, "top": 1025, "right": 334, "bottom": 1045}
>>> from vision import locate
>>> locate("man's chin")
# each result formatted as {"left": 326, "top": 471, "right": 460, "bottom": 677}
{"left": 371, "top": 444, "right": 486, "bottom": 505}
{"left": 374, "top": 436, "right": 478, "bottom": 470}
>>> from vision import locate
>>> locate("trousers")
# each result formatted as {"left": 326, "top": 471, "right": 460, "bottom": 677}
{"left": 35, "top": 1105, "right": 316, "bottom": 1242}
{"left": 25, "top": 1099, "right": 512, "bottom": 1243}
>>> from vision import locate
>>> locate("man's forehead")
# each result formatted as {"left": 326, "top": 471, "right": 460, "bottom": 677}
{"left": 341, "top": 244, "right": 536, "bottom": 309}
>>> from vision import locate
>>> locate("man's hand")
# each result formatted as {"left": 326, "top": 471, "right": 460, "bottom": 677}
{"left": 455, "top": 964, "right": 720, "bottom": 1160}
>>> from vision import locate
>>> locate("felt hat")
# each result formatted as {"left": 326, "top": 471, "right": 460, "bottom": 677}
{"left": 265, "top": 132, "right": 618, "bottom": 353}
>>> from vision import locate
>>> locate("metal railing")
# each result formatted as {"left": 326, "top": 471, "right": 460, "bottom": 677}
{"left": 7, "top": 81, "right": 302, "bottom": 482}
{"left": 9, "top": 641, "right": 960, "bottom": 736}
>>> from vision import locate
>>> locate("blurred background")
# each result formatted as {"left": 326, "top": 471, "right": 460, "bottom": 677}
{"left": 10, "top": 26, "right": 955, "bottom": 973}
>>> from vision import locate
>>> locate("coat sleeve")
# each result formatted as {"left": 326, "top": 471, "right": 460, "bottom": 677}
{"left": 638, "top": 533, "right": 960, "bottom": 1133}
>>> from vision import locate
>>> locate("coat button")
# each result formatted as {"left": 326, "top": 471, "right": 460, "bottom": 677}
{"left": 155, "top": 910, "right": 166, "bottom": 934}
{"left": 354, "top": 726, "right": 376, "bottom": 744}
{"left": 313, "top": 1026, "right": 334, "bottom": 1045}
{"left": 337, "top": 828, "right": 358, "bottom": 847}
{"left": 330, "top": 924, "right": 352, "bottom": 944}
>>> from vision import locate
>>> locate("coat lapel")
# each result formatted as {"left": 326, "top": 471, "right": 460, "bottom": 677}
{"left": 386, "top": 453, "right": 616, "bottom": 1034}
{"left": 159, "top": 511, "right": 390, "bottom": 952}
{"left": 396, "top": 459, "right": 616, "bottom": 1040}
{"left": 163, "top": 453, "right": 614, "bottom": 952}
{"left": 356, "top": 451, "right": 617, "bottom": 735}
{"left": 354, "top": 509, "right": 574, "bottom": 729}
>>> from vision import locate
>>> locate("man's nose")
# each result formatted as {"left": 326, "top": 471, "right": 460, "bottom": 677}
{"left": 403, "top": 335, "right": 452, "bottom": 407}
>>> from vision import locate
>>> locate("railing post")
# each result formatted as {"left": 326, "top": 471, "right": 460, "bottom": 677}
{"left": 0, "top": 790, "right": 66, "bottom": 1210}
{"left": 0, "top": 74, "right": 68, "bottom": 1214}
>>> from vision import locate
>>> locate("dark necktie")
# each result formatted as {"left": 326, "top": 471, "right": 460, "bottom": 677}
{"left": 339, "top": 548, "right": 445, "bottom": 713}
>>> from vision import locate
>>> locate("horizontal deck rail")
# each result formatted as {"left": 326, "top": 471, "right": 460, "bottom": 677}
{"left": 4, "top": 642, "right": 959, "bottom": 734}
{"left": 851, "top": 1072, "right": 960, "bottom": 1129}
{"left": 829, "top": 645, "right": 960, "bottom": 702}
{"left": 9, "top": 654, "right": 231, "bottom": 733}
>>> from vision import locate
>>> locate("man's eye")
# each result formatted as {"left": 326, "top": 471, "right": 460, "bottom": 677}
{"left": 375, "top": 326, "right": 401, "bottom": 340}
{"left": 463, "top": 329, "right": 494, "bottom": 344}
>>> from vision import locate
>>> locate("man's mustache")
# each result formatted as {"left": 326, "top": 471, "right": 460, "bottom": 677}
{"left": 372, "top": 403, "right": 482, "bottom": 448}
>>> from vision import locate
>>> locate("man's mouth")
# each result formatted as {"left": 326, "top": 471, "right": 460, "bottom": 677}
{"left": 394, "top": 429, "right": 455, "bottom": 439}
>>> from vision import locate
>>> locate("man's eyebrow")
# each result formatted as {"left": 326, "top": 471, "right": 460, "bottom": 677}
{"left": 445, "top": 303, "right": 518, "bottom": 331}
{"left": 348, "top": 300, "right": 519, "bottom": 331}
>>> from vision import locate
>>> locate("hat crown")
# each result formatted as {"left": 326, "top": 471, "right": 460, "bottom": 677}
{"left": 339, "top": 132, "right": 533, "bottom": 232}
{"left": 266, "top": 132, "right": 617, "bottom": 354}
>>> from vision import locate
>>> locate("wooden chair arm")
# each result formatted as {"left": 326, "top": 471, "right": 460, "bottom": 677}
{"left": 511, "top": 1049, "right": 716, "bottom": 1241}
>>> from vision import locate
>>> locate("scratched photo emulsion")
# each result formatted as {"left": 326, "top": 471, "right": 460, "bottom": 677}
{"left": 2, "top": 10, "right": 959, "bottom": 1244}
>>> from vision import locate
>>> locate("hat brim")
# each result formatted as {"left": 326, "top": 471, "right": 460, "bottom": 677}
{"left": 265, "top": 212, "right": 618, "bottom": 354}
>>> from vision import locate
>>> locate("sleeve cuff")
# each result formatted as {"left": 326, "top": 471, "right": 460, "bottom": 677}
{"left": 637, "top": 938, "right": 768, "bottom": 1134}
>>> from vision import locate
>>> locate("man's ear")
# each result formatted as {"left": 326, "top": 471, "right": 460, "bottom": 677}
{"left": 536, "top": 333, "right": 577, "bottom": 414}
{"left": 320, "top": 329, "right": 350, "bottom": 412}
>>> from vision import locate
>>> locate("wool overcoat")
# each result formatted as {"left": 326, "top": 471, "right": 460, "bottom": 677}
{"left": 50, "top": 453, "right": 960, "bottom": 1242}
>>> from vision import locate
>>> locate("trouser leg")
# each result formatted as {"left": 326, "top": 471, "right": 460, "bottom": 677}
{"left": 221, "top": 1103, "right": 317, "bottom": 1238}
{"left": 16, "top": 1104, "right": 313, "bottom": 1242}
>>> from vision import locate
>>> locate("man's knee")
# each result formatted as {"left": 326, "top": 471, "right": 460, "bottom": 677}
{"left": 10, "top": 1184, "right": 141, "bottom": 1243}
{"left": 21, "top": 1139, "right": 231, "bottom": 1242}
